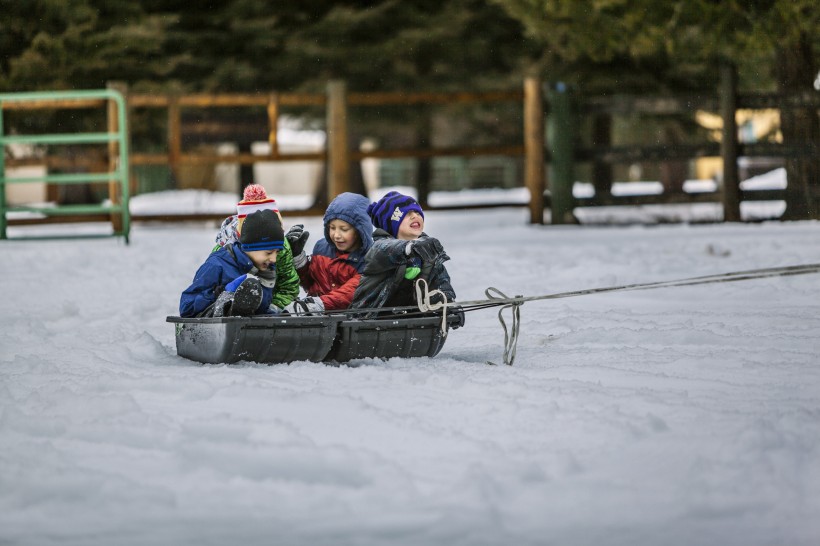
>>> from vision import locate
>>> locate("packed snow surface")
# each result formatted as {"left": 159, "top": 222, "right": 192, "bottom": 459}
{"left": 2, "top": 193, "right": 819, "bottom": 545}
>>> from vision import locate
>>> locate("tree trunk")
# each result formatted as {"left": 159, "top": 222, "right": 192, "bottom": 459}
{"left": 776, "top": 35, "right": 820, "bottom": 220}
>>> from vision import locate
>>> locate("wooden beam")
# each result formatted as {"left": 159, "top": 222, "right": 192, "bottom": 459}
{"left": 326, "top": 81, "right": 350, "bottom": 201}
{"left": 347, "top": 90, "right": 522, "bottom": 106}
{"left": 524, "top": 77, "right": 545, "bottom": 225}
{"left": 267, "top": 93, "right": 279, "bottom": 156}
{"left": 167, "top": 96, "right": 181, "bottom": 186}
{"left": 720, "top": 63, "right": 741, "bottom": 222}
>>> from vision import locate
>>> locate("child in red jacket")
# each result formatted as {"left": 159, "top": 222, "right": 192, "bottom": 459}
{"left": 283, "top": 192, "right": 374, "bottom": 314}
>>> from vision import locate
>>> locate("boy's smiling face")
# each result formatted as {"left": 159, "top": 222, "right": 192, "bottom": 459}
{"left": 397, "top": 211, "right": 424, "bottom": 240}
{"left": 328, "top": 219, "right": 361, "bottom": 253}
{"left": 245, "top": 249, "right": 278, "bottom": 271}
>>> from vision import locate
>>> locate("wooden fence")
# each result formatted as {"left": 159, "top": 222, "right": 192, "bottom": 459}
{"left": 122, "top": 82, "right": 527, "bottom": 219}
{"left": 4, "top": 73, "right": 818, "bottom": 228}
{"left": 546, "top": 65, "right": 820, "bottom": 223}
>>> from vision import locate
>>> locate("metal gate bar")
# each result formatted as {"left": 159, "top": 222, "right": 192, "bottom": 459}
{"left": 0, "top": 89, "right": 130, "bottom": 243}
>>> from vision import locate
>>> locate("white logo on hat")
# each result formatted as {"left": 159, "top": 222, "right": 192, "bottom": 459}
{"left": 390, "top": 206, "right": 403, "bottom": 222}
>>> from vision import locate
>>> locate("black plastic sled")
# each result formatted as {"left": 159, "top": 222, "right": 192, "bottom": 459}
{"left": 167, "top": 312, "right": 462, "bottom": 364}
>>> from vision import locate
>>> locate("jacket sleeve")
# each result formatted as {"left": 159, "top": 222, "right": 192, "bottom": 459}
{"left": 271, "top": 238, "right": 301, "bottom": 309}
{"left": 360, "top": 238, "right": 412, "bottom": 274}
{"left": 427, "top": 263, "right": 456, "bottom": 302}
{"left": 256, "top": 286, "right": 274, "bottom": 314}
{"left": 179, "top": 261, "right": 225, "bottom": 317}
{"left": 296, "top": 254, "right": 315, "bottom": 290}
{"left": 319, "top": 273, "right": 361, "bottom": 311}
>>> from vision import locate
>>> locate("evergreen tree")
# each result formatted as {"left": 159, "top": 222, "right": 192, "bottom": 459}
{"left": 492, "top": 0, "right": 820, "bottom": 217}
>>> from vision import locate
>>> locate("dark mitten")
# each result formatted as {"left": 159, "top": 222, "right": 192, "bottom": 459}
{"left": 411, "top": 237, "right": 444, "bottom": 263}
{"left": 230, "top": 276, "right": 263, "bottom": 316}
{"left": 286, "top": 224, "right": 310, "bottom": 256}
{"left": 211, "top": 289, "right": 234, "bottom": 317}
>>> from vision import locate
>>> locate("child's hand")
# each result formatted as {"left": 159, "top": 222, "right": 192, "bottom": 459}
{"left": 410, "top": 237, "right": 444, "bottom": 263}
{"left": 286, "top": 224, "right": 310, "bottom": 255}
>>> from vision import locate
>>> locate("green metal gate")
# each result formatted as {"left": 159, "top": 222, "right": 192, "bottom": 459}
{"left": 0, "top": 89, "right": 130, "bottom": 243}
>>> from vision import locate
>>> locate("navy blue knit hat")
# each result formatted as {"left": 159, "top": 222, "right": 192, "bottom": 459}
{"left": 240, "top": 209, "right": 285, "bottom": 251}
{"left": 367, "top": 191, "right": 424, "bottom": 237}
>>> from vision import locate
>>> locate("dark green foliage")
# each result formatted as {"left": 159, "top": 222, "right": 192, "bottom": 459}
{"left": 490, "top": 0, "right": 819, "bottom": 93}
{"left": 0, "top": 0, "right": 539, "bottom": 94}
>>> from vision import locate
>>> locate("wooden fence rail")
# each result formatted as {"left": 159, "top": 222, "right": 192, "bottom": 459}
{"left": 3, "top": 75, "right": 818, "bottom": 228}
{"left": 548, "top": 65, "right": 820, "bottom": 223}
{"left": 116, "top": 82, "right": 529, "bottom": 216}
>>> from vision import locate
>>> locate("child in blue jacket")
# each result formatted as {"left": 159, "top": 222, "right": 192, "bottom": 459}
{"left": 180, "top": 209, "right": 285, "bottom": 317}
{"left": 212, "top": 184, "right": 300, "bottom": 311}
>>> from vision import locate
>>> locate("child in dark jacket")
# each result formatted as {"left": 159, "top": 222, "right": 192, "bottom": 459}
{"left": 180, "top": 209, "right": 285, "bottom": 318}
{"left": 212, "top": 184, "right": 300, "bottom": 312}
{"left": 283, "top": 192, "right": 374, "bottom": 314}
{"left": 351, "top": 191, "right": 458, "bottom": 316}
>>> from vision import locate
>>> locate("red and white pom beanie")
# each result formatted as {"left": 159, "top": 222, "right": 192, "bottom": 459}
{"left": 236, "top": 184, "right": 279, "bottom": 235}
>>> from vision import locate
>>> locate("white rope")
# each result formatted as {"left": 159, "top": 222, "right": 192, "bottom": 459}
{"left": 484, "top": 288, "right": 523, "bottom": 366}
{"left": 386, "top": 262, "right": 820, "bottom": 367}
{"left": 455, "top": 262, "right": 820, "bottom": 308}
{"left": 414, "top": 280, "right": 523, "bottom": 365}
{"left": 415, "top": 278, "right": 449, "bottom": 336}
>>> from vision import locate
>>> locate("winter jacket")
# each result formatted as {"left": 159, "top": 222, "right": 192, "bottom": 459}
{"left": 270, "top": 238, "right": 300, "bottom": 309}
{"left": 180, "top": 244, "right": 274, "bottom": 317}
{"left": 212, "top": 214, "right": 300, "bottom": 310}
{"left": 297, "top": 192, "right": 374, "bottom": 310}
{"left": 351, "top": 229, "right": 456, "bottom": 313}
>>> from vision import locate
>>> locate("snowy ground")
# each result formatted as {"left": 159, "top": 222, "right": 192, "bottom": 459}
{"left": 1, "top": 180, "right": 819, "bottom": 545}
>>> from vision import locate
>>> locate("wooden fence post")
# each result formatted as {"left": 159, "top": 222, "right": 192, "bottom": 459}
{"left": 720, "top": 63, "right": 741, "bottom": 222}
{"left": 547, "top": 83, "right": 575, "bottom": 224}
{"left": 524, "top": 77, "right": 545, "bottom": 224}
{"left": 107, "top": 81, "right": 128, "bottom": 232}
{"left": 326, "top": 80, "right": 350, "bottom": 203}
{"left": 415, "top": 109, "right": 432, "bottom": 209}
{"left": 267, "top": 93, "right": 280, "bottom": 158}
{"left": 592, "top": 113, "right": 613, "bottom": 198}
{"left": 167, "top": 94, "right": 181, "bottom": 191}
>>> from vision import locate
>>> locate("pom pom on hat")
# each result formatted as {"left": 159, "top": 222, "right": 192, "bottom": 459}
{"left": 367, "top": 191, "right": 423, "bottom": 238}
{"left": 242, "top": 184, "right": 268, "bottom": 202}
{"left": 240, "top": 209, "right": 285, "bottom": 251}
{"left": 237, "top": 184, "right": 279, "bottom": 234}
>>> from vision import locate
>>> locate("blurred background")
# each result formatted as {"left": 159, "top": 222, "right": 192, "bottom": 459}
{"left": 1, "top": 0, "right": 818, "bottom": 226}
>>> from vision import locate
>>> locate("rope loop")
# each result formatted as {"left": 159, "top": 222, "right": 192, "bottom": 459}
{"left": 415, "top": 278, "right": 449, "bottom": 335}
{"left": 484, "top": 287, "right": 524, "bottom": 366}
